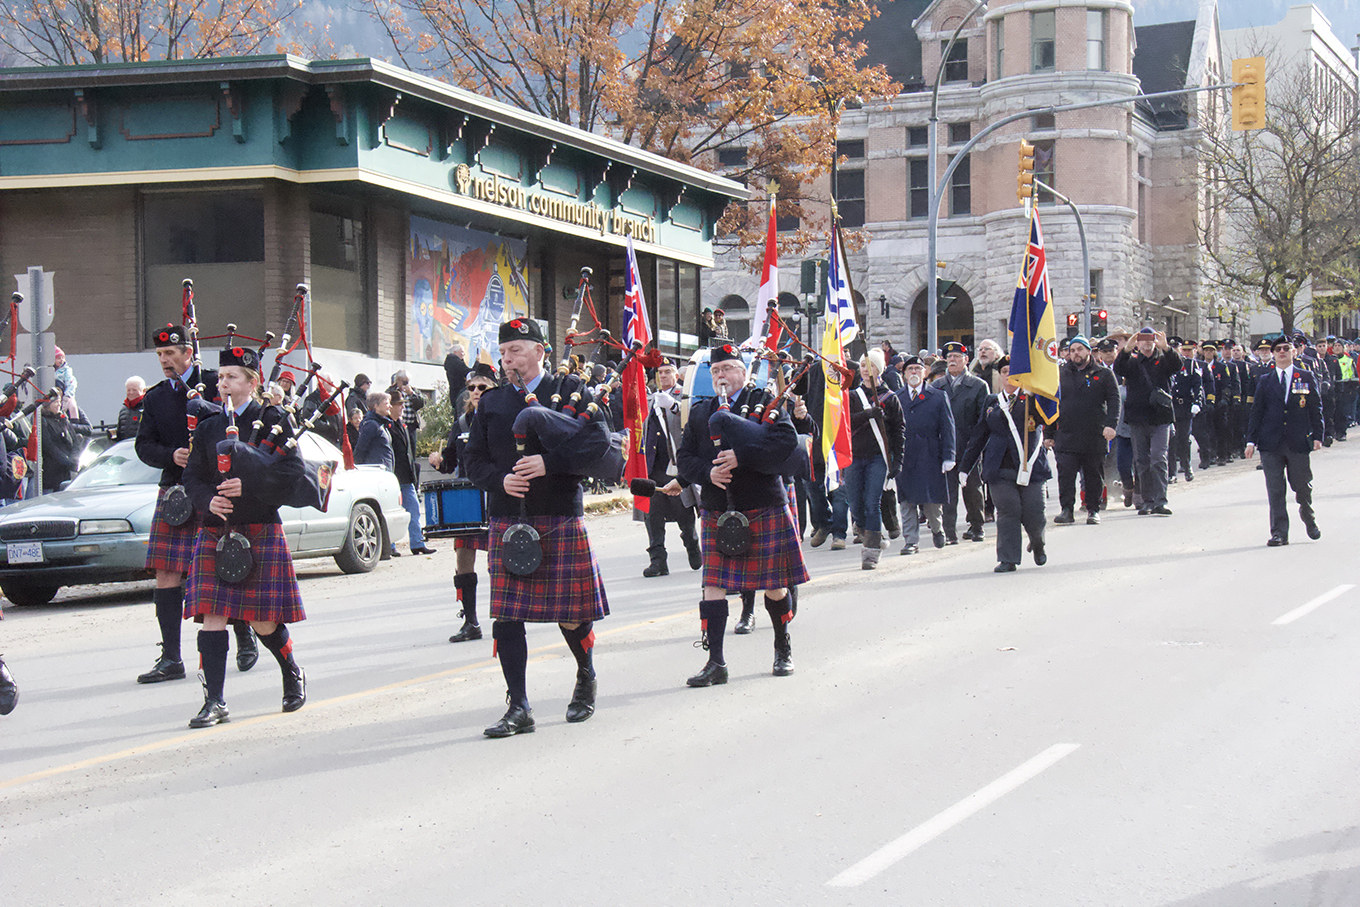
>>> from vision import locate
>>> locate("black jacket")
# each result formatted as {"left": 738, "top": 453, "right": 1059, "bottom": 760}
{"left": 299, "top": 389, "right": 343, "bottom": 448}
{"left": 443, "top": 353, "right": 469, "bottom": 410}
{"left": 1054, "top": 360, "right": 1120, "bottom": 452}
{"left": 932, "top": 370, "right": 990, "bottom": 450}
{"left": 1113, "top": 348, "right": 1180, "bottom": 426}
{"left": 1206, "top": 359, "right": 1237, "bottom": 408}
{"left": 437, "top": 411, "right": 475, "bottom": 478}
{"left": 847, "top": 376, "right": 904, "bottom": 475}
{"left": 183, "top": 401, "right": 307, "bottom": 527}
{"left": 959, "top": 392, "right": 1053, "bottom": 485}
{"left": 677, "top": 386, "right": 797, "bottom": 512}
{"left": 390, "top": 413, "right": 418, "bottom": 485}
{"left": 1171, "top": 359, "right": 1204, "bottom": 421}
{"left": 114, "top": 399, "right": 144, "bottom": 442}
{"left": 463, "top": 373, "right": 608, "bottom": 518}
{"left": 40, "top": 410, "right": 85, "bottom": 491}
{"left": 135, "top": 366, "right": 219, "bottom": 486}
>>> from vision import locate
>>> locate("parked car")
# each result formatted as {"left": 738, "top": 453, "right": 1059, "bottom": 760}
{"left": 0, "top": 436, "right": 408, "bottom": 606}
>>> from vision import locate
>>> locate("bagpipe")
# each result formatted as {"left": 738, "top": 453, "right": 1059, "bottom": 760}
{"left": 164, "top": 279, "right": 214, "bottom": 526}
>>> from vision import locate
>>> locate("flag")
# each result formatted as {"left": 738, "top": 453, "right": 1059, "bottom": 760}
{"left": 621, "top": 238, "right": 652, "bottom": 512}
{"left": 742, "top": 197, "right": 783, "bottom": 352}
{"left": 820, "top": 228, "right": 854, "bottom": 486}
{"left": 1007, "top": 209, "right": 1061, "bottom": 424}
{"left": 828, "top": 223, "right": 859, "bottom": 345}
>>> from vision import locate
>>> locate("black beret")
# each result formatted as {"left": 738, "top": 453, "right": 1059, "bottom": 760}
{"left": 499, "top": 317, "right": 545, "bottom": 345}
{"left": 902, "top": 355, "right": 923, "bottom": 368}
{"left": 709, "top": 343, "right": 743, "bottom": 366}
{"left": 219, "top": 345, "right": 261, "bottom": 371}
{"left": 153, "top": 323, "right": 188, "bottom": 348}
{"left": 942, "top": 341, "right": 968, "bottom": 356}
{"left": 469, "top": 362, "right": 498, "bottom": 384}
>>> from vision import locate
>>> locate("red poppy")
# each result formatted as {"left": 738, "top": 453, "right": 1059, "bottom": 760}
{"left": 232, "top": 347, "right": 244, "bottom": 356}
{"left": 510, "top": 319, "right": 524, "bottom": 330}
{"left": 157, "top": 332, "right": 169, "bottom": 342}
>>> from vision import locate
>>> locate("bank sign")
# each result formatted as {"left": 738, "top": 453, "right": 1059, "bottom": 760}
{"left": 453, "top": 163, "right": 660, "bottom": 244}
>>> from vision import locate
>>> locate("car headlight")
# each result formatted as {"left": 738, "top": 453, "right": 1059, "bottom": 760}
{"left": 78, "top": 519, "right": 134, "bottom": 535}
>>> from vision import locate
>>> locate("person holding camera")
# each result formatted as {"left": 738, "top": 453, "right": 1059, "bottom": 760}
{"left": 1113, "top": 327, "right": 1181, "bottom": 516}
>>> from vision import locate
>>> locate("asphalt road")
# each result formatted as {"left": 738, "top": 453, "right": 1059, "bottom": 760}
{"left": 4, "top": 444, "right": 1360, "bottom": 906}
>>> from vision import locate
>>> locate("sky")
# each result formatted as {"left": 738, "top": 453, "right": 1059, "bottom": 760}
{"left": 1136, "top": 0, "right": 1359, "bottom": 46}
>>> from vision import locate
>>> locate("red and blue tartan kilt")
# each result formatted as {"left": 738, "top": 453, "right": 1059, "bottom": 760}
{"left": 453, "top": 530, "right": 489, "bottom": 551}
{"left": 487, "top": 516, "right": 608, "bottom": 623}
{"left": 701, "top": 505, "right": 810, "bottom": 592}
{"left": 145, "top": 487, "right": 199, "bottom": 573}
{"left": 184, "top": 523, "right": 306, "bottom": 624}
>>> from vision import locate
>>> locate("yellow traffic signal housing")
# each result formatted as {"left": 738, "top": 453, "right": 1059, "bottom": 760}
{"left": 1232, "top": 57, "right": 1266, "bottom": 131}
{"left": 1017, "top": 139, "right": 1036, "bottom": 204}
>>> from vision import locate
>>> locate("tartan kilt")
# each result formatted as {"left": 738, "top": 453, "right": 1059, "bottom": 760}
{"left": 184, "top": 523, "right": 306, "bottom": 624}
{"left": 145, "top": 487, "right": 200, "bottom": 573}
{"left": 487, "top": 516, "right": 608, "bottom": 623}
{"left": 453, "top": 530, "right": 489, "bottom": 551}
{"left": 701, "top": 505, "right": 810, "bottom": 592}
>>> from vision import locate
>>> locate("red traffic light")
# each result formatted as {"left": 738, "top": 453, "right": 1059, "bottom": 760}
{"left": 1097, "top": 309, "right": 1108, "bottom": 320}
{"left": 1067, "top": 313, "right": 1079, "bottom": 327}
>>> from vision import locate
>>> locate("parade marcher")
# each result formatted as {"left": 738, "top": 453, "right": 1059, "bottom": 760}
{"left": 134, "top": 324, "right": 258, "bottom": 684}
{"left": 181, "top": 346, "right": 311, "bottom": 727}
{"left": 1228, "top": 343, "right": 1252, "bottom": 456}
{"left": 958, "top": 358, "right": 1051, "bottom": 573}
{"left": 879, "top": 341, "right": 904, "bottom": 392}
{"left": 462, "top": 317, "right": 612, "bottom": 737}
{"left": 1113, "top": 328, "right": 1179, "bottom": 516}
{"left": 430, "top": 362, "right": 498, "bottom": 642}
{"left": 1050, "top": 335, "right": 1119, "bottom": 524}
{"left": 640, "top": 361, "right": 701, "bottom": 578}
{"left": 113, "top": 377, "right": 146, "bottom": 441}
{"left": 933, "top": 342, "right": 990, "bottom": 543}
{"left": 390, "top": 395, "right": 436, "bottom": 556}
{"left": 1202, "top": 342, "right": 1237, "bottom": 466}
{"left": 894, "top": 355, "right": 955, "bottom": 555}
{"left": 1168, "top": 338, "right": 1203, "bottom": 482}
{"left": 845, "top": 350, "right": 903, "bottom": 569}
{"left": 1334, "top": 338, "right": 1358, "bottom": 441}
{"left": 676, "top": 343, "right": 809, "bottom": 687}
{"left": 1245, "top": 335, "right": 1325, "bottom": 546}
{"left": 971, "top": 339, "right": 1005, "bottom": 393}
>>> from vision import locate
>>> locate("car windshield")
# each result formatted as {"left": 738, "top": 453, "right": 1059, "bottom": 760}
{"left": 68, "top": 444, "right": 161, "bottom": 489}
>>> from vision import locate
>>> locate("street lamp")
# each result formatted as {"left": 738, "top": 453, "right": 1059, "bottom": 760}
{"left": 926, "top": 0, "right": 988, "bottom": 355}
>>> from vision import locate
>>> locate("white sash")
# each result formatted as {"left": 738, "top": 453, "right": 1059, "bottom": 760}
{"left": 999, "top": 394, "right": 1045, "bottom": 486}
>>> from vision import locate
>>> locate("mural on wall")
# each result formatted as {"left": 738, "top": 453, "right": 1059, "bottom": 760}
{"left": 408, "top": 217, "right": 530, "bottom": 364}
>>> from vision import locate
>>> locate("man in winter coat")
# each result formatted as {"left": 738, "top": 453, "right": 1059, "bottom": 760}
{"left": 354, "top": 391, "right": 395, "bottom": 472}
{"left": 932, "top": 341, "right": 989, "bottom": 543}
{"left": 1049, "top": 336, "right": 1119, "bottom": 524}
{"left": 1113, "top": 327, "right": 1180, "bottom": 515}
{"left": 893, "top": 356, "right": 955, "bottom": 554}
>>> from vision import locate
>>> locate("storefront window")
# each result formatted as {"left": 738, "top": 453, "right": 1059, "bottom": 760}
{"left": 310, "top": 209, "right": 369, "bottom": 353}
{"left": 142, "top": 190, "right": 265, "bottom": 343}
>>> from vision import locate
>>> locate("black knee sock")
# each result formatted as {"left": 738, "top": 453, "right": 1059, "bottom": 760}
{"left": 256, "top": 624, "right": 299, "bottom": 674}
{"left": 454, "top": 573, "right": 478, "bottom": 625}
{"left": 699, "top": 599, "right": 729, "bottom": 664}
{"left": 229, "top": 618, "right": 255, "bottom": 650}
{"left": 153, "top": 587, "right": 184, "bottom": 661}
{"left": 492, "top": 620, "right": 529, "bottom": 708}
{"left": 739, "top": 590, "right": 756, "bottom": 617}
{"left": 560, "top": 622, "right": 595, "bottom": 678}
{"left": 198, "top": 630, "right": 229, "bottom": 702}
{"left": 764, "top": 595, "right": 792, "bottom": 646}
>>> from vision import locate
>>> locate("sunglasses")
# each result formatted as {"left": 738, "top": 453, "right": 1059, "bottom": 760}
{"left": 467, "top": 384, "right": 493, "bottom": 393}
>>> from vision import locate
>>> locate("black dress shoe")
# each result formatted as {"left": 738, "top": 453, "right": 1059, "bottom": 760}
{"left": 965, "top": 528, "right": 984, "bottom": 542}
{"left": 449, "top": 622, "right": 483, "bottom": 643}
{"left": 0, "top": 658, "right": 17, "bottom": 715}
{"left": 773, "top": 642, "right": 794, "bottom": 677}
{"left": 282, "top": 668, "right": 306, "bottom": 713}
{"left": 137, "top": 649, "right": 186, "bottom": 684}
{"left": 235, "top": 632, "right": 259, "bottom": 673}
{"left": 411, "top": 546, "right": 438, "bottom": 555}
{"left": 1267, "top": 535, "right": 1288, "bottom": 547}
{"left": 565, "top": 671, "right": 596, "bottom": 723}
{"left": 1151, "top": 505, "right": 1173, "bottom": 516}
{"left": 686, "top": 543, "right": 702, "bottom": 570}
{"left": 932, "top": 531, "right": 946, "bottom": 549}
{"left": 994, "top": 562, "right": 1017, "bottom": 573}
{"left": 189, "top": 698, "right": 229, "bottom": 728}
{"left": 1302, "top": 516, "right": 1321, "bottom": 540}
{"left": 642, "top": 561, "right": 669, "bottom": 577}
{"left": 1137, "top": 506, "right": 1151, "bottom": 516}
{"left": 899, "top": 544, "right": 919, "bottom": 556}
{"left": 484, "top": 703, "right": 535, "bottom": 738}
{"left": 733, "top": 609, "right": 756, "bottom": 635}
{"left": 1032, "top": 544, "right": 1047, "bottom": 566}
{"left": 686, "top": 660, "right": 729, "bottom": 687}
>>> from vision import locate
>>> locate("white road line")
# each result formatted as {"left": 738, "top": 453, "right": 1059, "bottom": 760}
{"left": 826, "top": 743, "right": 1080, "bottom": 888}
{"left": 1273, "top": 584, "right": 1356, "bottom": 626}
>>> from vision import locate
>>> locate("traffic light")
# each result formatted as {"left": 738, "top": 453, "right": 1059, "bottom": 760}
{"left": 1231, "top": 57, "right": 1266, "bottom": 131}
{"left": 1017, "top": 139, "right": 1036, "bottom": 204}
{"left": 1066, "top": 312, "right": 1079, "bottom": 339}
{"left": 1093, "top": 308, "right": 1108, "bottom": 337}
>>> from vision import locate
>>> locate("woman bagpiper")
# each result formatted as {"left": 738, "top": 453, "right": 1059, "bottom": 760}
{"left": 957, "top": 357, "right": 1052, "bottom": 573}
{"left": 182, "top": 346, "right": 310, "bottom": 728}
{"left": 429, "top": 361, "right": 499, "bottom": 642}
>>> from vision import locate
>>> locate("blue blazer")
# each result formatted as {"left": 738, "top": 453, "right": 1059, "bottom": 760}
{"left": 1247, "top": 367, "right": 1325, "bottom": 454}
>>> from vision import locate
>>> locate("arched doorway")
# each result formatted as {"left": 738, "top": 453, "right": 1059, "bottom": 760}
{"left": 910, "top": 284, "right": 975, "bottom": 354}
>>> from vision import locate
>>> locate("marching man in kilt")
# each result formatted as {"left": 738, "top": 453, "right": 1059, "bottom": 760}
{"left": 462, "top": 318, "right": 611, "bottom": 738}
{"left": 135, "top": 324, "right": 258, "bottom": 685}
{"left": 181, "top": 346, "right": 310, "bottom": 728}
{"left": 676, "top": 343, "right": 810, "bottom": 687}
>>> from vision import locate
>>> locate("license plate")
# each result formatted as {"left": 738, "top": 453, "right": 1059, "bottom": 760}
{"left": 7, "top": 542, "right": 43, "bottom": 564}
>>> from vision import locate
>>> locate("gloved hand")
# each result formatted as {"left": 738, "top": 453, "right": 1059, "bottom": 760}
{"left": 1191, "top": 404, "right": 1201, "bottom": 415}
{"left": 941, "top": 460, "right": 955, "bottom": 474}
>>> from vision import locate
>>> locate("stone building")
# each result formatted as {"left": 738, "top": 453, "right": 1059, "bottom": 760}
{"left": 704, "top": 0, "right": 1230, "bottom": 352}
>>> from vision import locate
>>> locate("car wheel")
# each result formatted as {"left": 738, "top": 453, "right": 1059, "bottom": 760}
{"left": 334, "top": 503, "right": 382, "bottom": 574}
{"left": 1, "top": 582, "right": 59, "bottom": 607}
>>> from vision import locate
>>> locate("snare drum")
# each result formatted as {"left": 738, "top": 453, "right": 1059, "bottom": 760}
{"left": 422, "top": 478, "right": 488, "bottom": 538}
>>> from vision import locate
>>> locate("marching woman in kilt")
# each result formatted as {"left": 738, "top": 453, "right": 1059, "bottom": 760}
{"left": 181, "top": 347, "right": 310, "bottom": 728}
{"left": 676, "top": 343, "right": 810, "bottom": 687}
{"left": 429, "top": 361, "right": 499, "bottom": 643}
{"left": 462, "top": 318, "right": 610, "bottom": 738}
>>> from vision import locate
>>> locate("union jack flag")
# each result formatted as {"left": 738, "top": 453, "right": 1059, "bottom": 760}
{"left": 622, "top": 238, "right": 651, "bottom": 349}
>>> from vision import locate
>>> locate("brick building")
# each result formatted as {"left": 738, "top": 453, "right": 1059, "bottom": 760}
{"left": 704, "top": 0, "right": 1230, "bottom": 353}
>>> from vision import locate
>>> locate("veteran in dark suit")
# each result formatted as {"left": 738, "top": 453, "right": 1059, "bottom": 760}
{"left": 894, "top": 355, "right": 955, "bottom": 553}
{"left": 1245, "top": 335, "right": 1325, "bottom": 547}
{"left": 932, "top": 342, "right": 989, "bottom": 543}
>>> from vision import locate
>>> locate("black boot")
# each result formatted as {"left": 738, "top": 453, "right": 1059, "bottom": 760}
{"left": 561, "top": 622, "right": 597, "bottom": 723}
{"left": 190, "top": 630, "right": 230, "bottom": 728}
{"left": 140, "top": 587, "right": 186, "bottom": 683}
{"left": 687, "top": 599, "right": 729, "bottom": 687}
{"left": 683, "top": 534, "right": 702, "bottom": 570}
{"left": 258, "top": 625, "right": 306, "bottom": 713}
{"left": 231, "top": 620, "right": 258, "bottom": 672}
{"left": 0, "top": 656, "right": 18, "bottom": 715}
{"left": 765, "top": 595, "right": 794, "bottom": 677}
{"left": 642, "top": 552, "right": 668, "bottom": 578}
{"left": 449, "top": 573, "right": 483, "bottom": 642}
{"left": 733, "top": 591, "right": 756, "bottom": 634}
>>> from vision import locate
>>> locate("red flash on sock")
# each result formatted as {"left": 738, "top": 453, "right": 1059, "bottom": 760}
{"left": 492, "top": 641, "right": 499, "bottom": 658}
{"left": 582, "top": 630, "right": 596, "bottom": 651}
{"left": 280, "top": 640, "right": 293, "bottom": 657}
{"left": 700, "top": 619, "right": 708, "bottom": 632}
